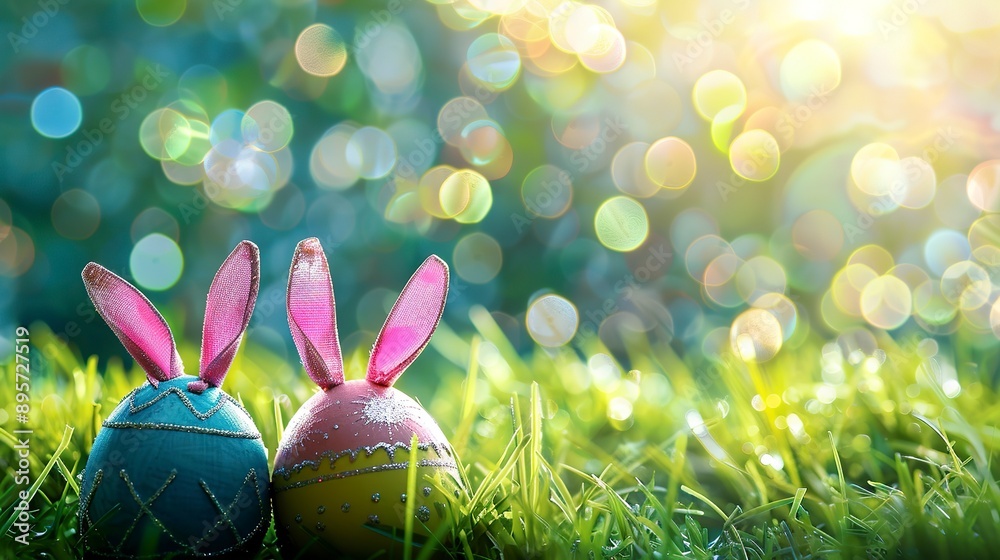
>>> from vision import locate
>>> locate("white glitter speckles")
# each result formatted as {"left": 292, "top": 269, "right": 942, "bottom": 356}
{"left": 317, "top": 505, "right": 326, "bottom": 514}
{"left": 82, "top": 468, "right": 269, "bottom": 557}
{"left": 273, "top": 440, "right": 455, "bottom": 479}
{"left": 353, "top": 390, "right": 418, "bottom": 438}
{"left": 422, "top": 486, "right": 432, "bottom": 497}
{"left": 400, "top": 493, "right": 407, "bottom": 503}
{"left": 125, "top": 385, "right": 249, "bottom": 420}
{"left": 367, "top": 514, "right": 380, "bottom": 525}
{"left": 341, "top": 502, "right": 350, "bottom": 512}
{"left": 101, "top": 420, "right": 261, "bottom": 439}
{"left": 272, "top": 459, "right": 458, "bottom": 492}
{"left": 316, "top": 521, "right": 325, "bottom": 531}
{"left": 371, "top": 492, "right": 380, "bottom": 503}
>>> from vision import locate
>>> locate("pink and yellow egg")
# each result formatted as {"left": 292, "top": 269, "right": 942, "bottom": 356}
{"left": 272, "top": 238, "right": 464, "bottom": 558}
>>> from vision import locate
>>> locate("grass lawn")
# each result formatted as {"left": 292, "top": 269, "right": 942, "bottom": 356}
{"left": 3, "top": 313, "right": 1000, "bottom": 559}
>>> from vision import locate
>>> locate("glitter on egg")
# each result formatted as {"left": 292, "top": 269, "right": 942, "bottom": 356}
{"left": 353, "top": 391, "right": 419, "bottom": 438}
{"left": 272, "top": 240, "right": 464, "bottom": 558}
{"left": 78, "top": 242, "right": 270, "bottom": 558}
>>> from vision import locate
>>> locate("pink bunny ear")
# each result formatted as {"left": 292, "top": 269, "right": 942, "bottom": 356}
{"left": 197, "top": 240, "right": 260, "bottom": 390}
{"left": 287, "top": 238, "right": 344, "bottom": 389}
{"left": 367, "top": 255, "right": 449, "bottom": 387}
{"left": 82, "top": 263, "right": 183, "bottom": 388}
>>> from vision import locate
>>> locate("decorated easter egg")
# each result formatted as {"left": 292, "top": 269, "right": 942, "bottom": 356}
{"left": 79, "top": 241, "right": 270, "bottom": 558}
{"left": 272, "top": 238, "right": 464, "bottom": 558}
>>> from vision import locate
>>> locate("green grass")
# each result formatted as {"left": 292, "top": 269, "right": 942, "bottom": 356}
{"left": 3, "top": 310, "right": 1000, "bottom": 558}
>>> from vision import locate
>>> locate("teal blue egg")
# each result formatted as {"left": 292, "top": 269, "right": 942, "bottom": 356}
{"left": 79, "top": 375, "right": 270, "bottom": 558}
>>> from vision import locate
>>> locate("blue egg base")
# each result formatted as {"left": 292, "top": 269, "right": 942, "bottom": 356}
{"left": 79, "top": 375, "right": 270, "bottom": 558}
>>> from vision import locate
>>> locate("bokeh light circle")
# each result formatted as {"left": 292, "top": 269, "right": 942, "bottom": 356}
{"left": 832, "top": 264, "right": 877, "bottom": 317}
{"left": 522, "top": 165, "right": 573, "bottom": 218}
{"left": 418, "top": 165, "right": 456, "bottom": 218}
{"left": 438, "top": 97, "right": 489, "bottom": 146}
{"left": 51, "top": 189, "right": 101, "bottom": 240}
{"left": 440, "top": 169, "right": 493, "bottom": 223}
{"left": 0, "top": 199, "right": 12, "bottom": 243}
{"left": 31, "top": 87, "right": 82, "bottom": 139}
{"left": 924, "top": 229, "right": 971, "bottom": 277}
{"left": 848, "top": 244, "right": 894, "bottom": 274}
{"left": 295, "top": 24, "right": 348, "bottom": 77}
{"left": 990, "top": 298, "right": 1000, "bottom": 338}
{"left": 968, "top": 215, "right": 1000, "bottom": 252}
{"left": 0, "top": 227, "right": 35, "bottom": 277}
{"left": 136, "top": 0, "right": 186, "bottom": 27}
{"left": 140, "top": 108, "right": 193, "bottom": 161}
{"left": 780, "top": 40, "right": 841, "bottom": 101}
{"left": 730, "top": 308, "right": 782, "bottom": 362}
{"left": 860, "top": 275, "right": 912, "bottom": 330}
{"left": 345, "top": 126, "right": 397, "bottom": 180}
{"left": 453, "top": 233, "right": 503, "bottom": 284}
{"left": 459, "top": 120, "right": 509, "bottom": 166}
{"left": 703, "top": 253, "right": 743, "bottom": 308}
{"left": 851, "top": 143, "right": 900, "bottom": 196}
{"left": 736, "top": 256, "right": 787, "bottom": 304}
{"left": 209, "top": 109, "right": 245, "bottom": 149}
{"left": 967, "top": 160, "right": 1000, "bottom": 213}
{"left": 644, "top": 137, "right": 696, "bottom": 190}
{"left": 467, "top": 33, "right": 521, "bottom": 89}
{"left": 685, "top": 234, "right": 733, "bottom": 281}
{"left": 692, "top": 70, "right": 746, "bottom": 121}
{"left": 892, "top": 157, "right": 936, "bottom": 209}
{"left": 311, "top": 123, "right": 359, "bottom": 190}
{"left": 61, "top": 45, "right": 111, "bottom": 95}
{"left": 941, "top": 260, "right": 991, "bottom": 310}
{"left": 579, "top": 25, "right": 627, "bottom": 73}
{"left": 527, "top": 294, "right": 579, "bottom": 347}
{"left": 242, "top": 100, "right": 293, "bottom": 153}
{"left": 729, "top": 130, "right": 780, "bottom": 182}
{"left": 752, "top": 293, "right": 798, "bottom": 342}
{"left": 594, "top": 196, "right": 649, "bottom": 252}
{"left": 612, "top": 142, "right": 659, "bottom": 198}
{"left": 130, "top": 233, "right": 184, "bottom": 291}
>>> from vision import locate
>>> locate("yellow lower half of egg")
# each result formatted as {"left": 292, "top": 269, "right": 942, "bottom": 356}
{"left": 272, "top": 446, "right": 460, "bottom": 558}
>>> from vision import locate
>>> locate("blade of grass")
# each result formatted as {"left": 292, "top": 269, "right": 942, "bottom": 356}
{"left": 404, "top": 434, "right": 419, "bottom": 560}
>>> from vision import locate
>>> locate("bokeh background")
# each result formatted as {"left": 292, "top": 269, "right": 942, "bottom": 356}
{"left": 3, "top": 0, "right": 1000, "bottom": 382}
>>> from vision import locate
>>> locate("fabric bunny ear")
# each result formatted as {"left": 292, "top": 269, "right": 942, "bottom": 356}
{"left": 196, "top": 240, "right": 260, "bottom": 391}
{"left": 286, "top": 238, "right": 344, "bottom": 389}
{"left": 82, "top": 263, "right": 184, "bottom": 388}
{"left": 367, "top": 255, "right": 449, "bottom": 387}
